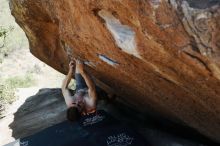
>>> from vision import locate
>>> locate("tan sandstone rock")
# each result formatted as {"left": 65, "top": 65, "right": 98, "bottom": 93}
{"left": 10, "top": 0, "right": 220, "bottom": 143}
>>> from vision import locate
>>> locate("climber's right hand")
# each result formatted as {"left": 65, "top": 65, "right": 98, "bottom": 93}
{"left": 68, "top": 61, "right": 74, "bottom": 72}
{"left": 75, "top": 59, "right": 84, "bottom": 73}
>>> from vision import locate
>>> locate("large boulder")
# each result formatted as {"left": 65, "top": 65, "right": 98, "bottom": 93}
{"left": 10, "top": 0, "right": 220, "bottom": 143}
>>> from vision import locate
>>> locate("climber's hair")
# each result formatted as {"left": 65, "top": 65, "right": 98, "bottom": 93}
{"left": 66, "top": 106, "right": 81, "bottom": 122}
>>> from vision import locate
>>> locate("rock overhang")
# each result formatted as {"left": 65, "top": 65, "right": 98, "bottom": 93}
{"left": 10, "top": 0, "right": 220, "bottom": 143}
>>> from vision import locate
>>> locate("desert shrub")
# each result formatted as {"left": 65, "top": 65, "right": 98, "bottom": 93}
{"left": 0, "top": 26, "right": 14, "bottom": 63}
{"left": 4, "top": 73, "right": 35, "bottom": 88}
{"left": 0, "top": 73, "right": 35, "bottom": 117}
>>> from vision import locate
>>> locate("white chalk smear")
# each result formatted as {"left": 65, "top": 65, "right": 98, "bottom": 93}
{"left": 98, "top": 10, "right": 140, "bottom": 58}
{"left": 98, "top": 54, "right": 119, "bottom": 66}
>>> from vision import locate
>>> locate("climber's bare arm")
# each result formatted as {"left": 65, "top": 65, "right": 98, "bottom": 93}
{"left": 76, "top": 60, "right": 97, "bottom": 102}
{"left": 62, "top": 61, "right": 74, "bottom": 107}
{"left": 81, "top": 71, "right": 97, "bottom": 101}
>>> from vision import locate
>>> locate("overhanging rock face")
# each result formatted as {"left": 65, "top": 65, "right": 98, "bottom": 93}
{"left": 10, "top": 0, "right": 220, "bottom": 143}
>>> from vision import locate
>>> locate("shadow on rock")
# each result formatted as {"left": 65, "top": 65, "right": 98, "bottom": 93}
{"left": 9, "top": 88, "right": 67, "bottom": 139}
{"left": 100, "top": 100, "right": 220, "bottom": 146}
{"left": 9, "top": 88, "right": 219, "bottom": 146}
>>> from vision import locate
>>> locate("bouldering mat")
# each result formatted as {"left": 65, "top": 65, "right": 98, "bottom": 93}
{"left": 7, "top": 110, "right": 148, "bottom": 146}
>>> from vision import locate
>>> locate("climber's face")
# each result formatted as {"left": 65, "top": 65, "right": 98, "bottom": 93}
{"left": 73, "top": 91, "right": 86, "bottom": 113}
{"left": 72, "top": 101, "right": 85, "bottom": 115}
{"left": 74, "top": 100, "right": 85, "bottom": 113}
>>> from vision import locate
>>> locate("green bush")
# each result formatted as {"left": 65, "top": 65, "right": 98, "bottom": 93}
{"left": 4, "top": 73, "right": 35, "bottom": 88}
{"left": 0, "top": 26, "right": 14, "bottom": 47}
{"left": 0, "top": 26, "right": 15, "bottom": 63}
{"left": 0, "top": 73, "right": 35, "bottom": 116}
{"left": 0, "top": 84, "right": 15, "bottom": 104}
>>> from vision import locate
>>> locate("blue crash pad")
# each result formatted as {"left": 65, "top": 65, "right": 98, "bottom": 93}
{"left": 19, "top": 110, "right": 148, "bottom": 146}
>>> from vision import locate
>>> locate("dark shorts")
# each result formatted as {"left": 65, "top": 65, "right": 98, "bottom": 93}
{"left": 75, "top": 73, "right": 107, "bottom": 98}
{"left": 75, "top": 73, "right": 88, "bottom": 91}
